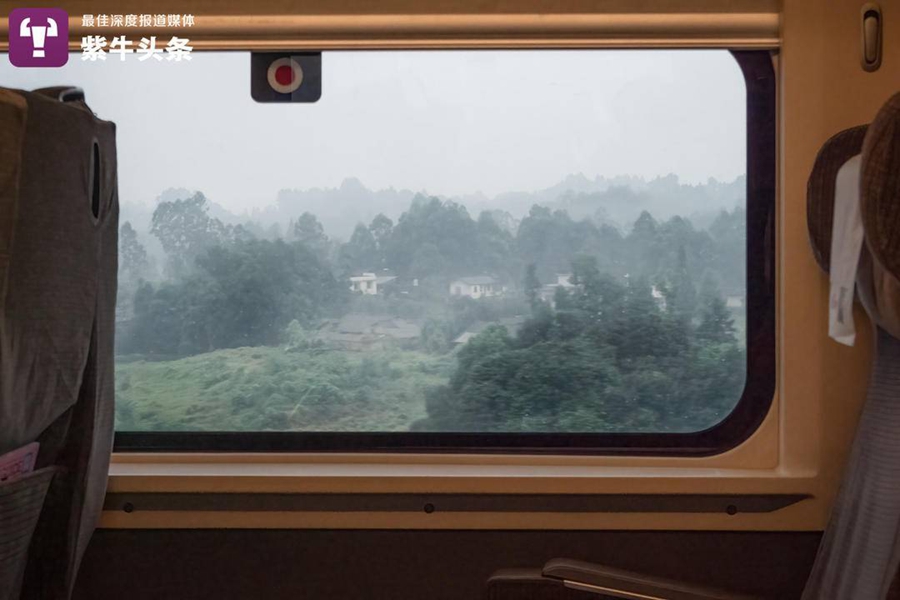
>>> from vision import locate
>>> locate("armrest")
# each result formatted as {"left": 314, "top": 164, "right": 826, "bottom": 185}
{"left": 542, "top": 558, "right": 761, "bottom": 600}
{"left": 485, "top": 568, "right": 596, "bottom": 600}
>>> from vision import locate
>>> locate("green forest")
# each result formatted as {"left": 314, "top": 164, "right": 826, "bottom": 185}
{"left": 115, "top": 183, "right": 747, "bottom": 433}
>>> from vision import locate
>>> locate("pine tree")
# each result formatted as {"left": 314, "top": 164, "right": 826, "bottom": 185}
{"left": 696, "top": 294, "right": 736, "bottom": 344}
{"left": 666, "top": 245, "right": 697, "bottom": 321}
{"left": 524, "top": 263, "right": 541, "bottom": 311}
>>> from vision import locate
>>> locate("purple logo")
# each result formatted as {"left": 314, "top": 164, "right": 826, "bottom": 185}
{"left": 8, "top": 8, "right": 69, "bottom": 68}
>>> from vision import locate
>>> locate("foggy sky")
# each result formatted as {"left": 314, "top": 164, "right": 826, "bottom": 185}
{"left": 0, "top": 50, "right": 746, "bottom": 213}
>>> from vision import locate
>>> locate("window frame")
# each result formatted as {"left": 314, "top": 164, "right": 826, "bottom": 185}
{"left": 113, "top": 49, "right": 776, "bottom": 457}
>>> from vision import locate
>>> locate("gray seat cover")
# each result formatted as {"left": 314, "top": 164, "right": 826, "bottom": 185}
{"left": 0, "top": 86, "right": 118, "bottom": 599}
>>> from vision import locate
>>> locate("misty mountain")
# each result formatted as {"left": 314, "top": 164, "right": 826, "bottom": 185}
{"left": 258, "top": 178, "right": 419, "bottom": 240}
{"left": 271, "top": 173, "right": 744, "bottom": 239}
{"left": 121, "top": 173, "right": 745, "bottom": 243}
{"left": 464, "top": 173, "right": 746, "bottom": 232}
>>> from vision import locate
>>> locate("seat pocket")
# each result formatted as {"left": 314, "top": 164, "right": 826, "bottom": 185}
{"left": 0, "top": 466, "right": 58, "bottom": 600}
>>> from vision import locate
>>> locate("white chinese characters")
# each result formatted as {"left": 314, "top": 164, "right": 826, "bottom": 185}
{"left": 80, "top": 36, "right": 193, "bottom": 62}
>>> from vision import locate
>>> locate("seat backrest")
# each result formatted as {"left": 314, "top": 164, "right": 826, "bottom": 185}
{"left": 0, "top": 86, "right": 118, "bottom": 600}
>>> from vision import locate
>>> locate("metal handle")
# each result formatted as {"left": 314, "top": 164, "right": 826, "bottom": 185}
{"left": 862, "top": 3, "right": 882, "bottom": 72}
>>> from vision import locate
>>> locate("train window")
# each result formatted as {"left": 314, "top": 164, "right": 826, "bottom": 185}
{"left": 1, "top": 49, "right": 774, "bottom": 454}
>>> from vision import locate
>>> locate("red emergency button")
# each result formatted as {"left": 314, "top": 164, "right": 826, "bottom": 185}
{"left": 267, "top": 57, "right": 304, "bottom": 94}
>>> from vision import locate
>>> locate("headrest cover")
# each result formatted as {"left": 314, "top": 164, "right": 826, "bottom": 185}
{"left": 807, "top": 125, "right": 868, "bottom": 273}
{"left": 861, "top": 92, "right": 900, "bottom": 282}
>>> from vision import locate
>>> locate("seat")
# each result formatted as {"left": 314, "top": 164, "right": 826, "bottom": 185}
{"left": 0, "top": 85, "right": 118, "bottom": 600}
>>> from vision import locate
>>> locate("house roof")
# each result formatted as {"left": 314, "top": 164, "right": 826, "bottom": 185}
{"left": 332, "top": 314, "right": 383, "bottom": 333}
{"left": 453, "top": 276, "right": 497, "bottom": 285}
{"left": 318, "top": 313, "right": 421, "bottom": 340}
{"left": 453, "top": 332, "right": 476, "bottom": 344}
{"left": 555, "top": 273, "right": 575, "bottom": 287}
{"left": 452, "top": 316, "right": 527, "bottom": 344}
{"left": 349, "top": 271, "right": 397, "bottom": 282}
{"left": 372, "top": 318, "right": 420, "bottom": 339}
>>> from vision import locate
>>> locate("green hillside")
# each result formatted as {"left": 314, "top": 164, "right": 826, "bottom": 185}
{"left": 115, "top": 346, "right": 454, "bottom": 432}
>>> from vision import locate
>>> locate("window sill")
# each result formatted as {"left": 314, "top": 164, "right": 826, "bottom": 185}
{"left": 101, "top": 446, "right": 824, "bottom": 532}
{"left": 101, "top": 412, "right": 826, "bottom": 531}
{"left": 108, "top": 453, "right": 813, "bottom": 495}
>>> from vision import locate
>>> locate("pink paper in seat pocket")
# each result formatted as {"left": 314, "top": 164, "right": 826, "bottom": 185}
{"left": 0, "top": 442, "right": 40, "bottom": 483}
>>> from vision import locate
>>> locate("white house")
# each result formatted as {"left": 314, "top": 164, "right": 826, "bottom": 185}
{"left": 349, "top": 272, "right": 397, "bottom": 295}
{"left": 449, "top": 276, "right": 503, "bottom": 299}
{"left": 538, "top": 273, "right": 576, "bottom": 305}
{"left": 725, "top": 294, "right": 745, "bottom": 309}
{"left": 555, "top": 273, "right": 575, "bottom": 288}
{"left": 651, "top": 285, "right": 667, "bottom": 311}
